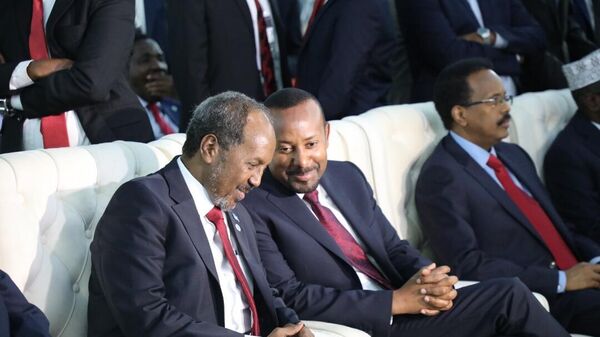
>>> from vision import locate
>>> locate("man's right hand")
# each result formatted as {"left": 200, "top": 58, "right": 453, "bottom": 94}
{"left": 391, "top": 263, "right": 458, "bottom": 316}
{"left": 27, "top": 58, "right": 73, "bottom": 81}
{"left": 565, "top": 262, "right": 600, "bottom": 291}
{"left": 267, "top": 323, "right": 306, "bottom": 337}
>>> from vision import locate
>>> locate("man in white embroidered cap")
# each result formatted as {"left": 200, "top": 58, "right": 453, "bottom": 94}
{"left": 545, "top": 49, "right": 600, "bottom": 245}
{"left": 88, "top": 91, "right": 313, "bottom": 337}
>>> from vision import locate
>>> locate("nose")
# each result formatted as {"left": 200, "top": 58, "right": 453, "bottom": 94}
{"left": 292, "top": 147, "right": 310, "bottom": 168}
{"left": 248, "top": 166, "right": 264, "bottom": 188}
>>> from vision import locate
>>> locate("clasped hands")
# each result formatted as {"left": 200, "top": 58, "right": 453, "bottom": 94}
{"left": 392, "top": 263, "right": 458, "bottom": 317}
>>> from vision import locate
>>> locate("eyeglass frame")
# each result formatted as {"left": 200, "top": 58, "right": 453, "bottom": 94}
{"left": 462, "top": 94, "right": 513, "bottom": 107}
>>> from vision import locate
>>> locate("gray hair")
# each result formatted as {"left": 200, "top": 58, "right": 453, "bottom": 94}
{"left": 182, "top": 91, "right": 271, "bottom": 157}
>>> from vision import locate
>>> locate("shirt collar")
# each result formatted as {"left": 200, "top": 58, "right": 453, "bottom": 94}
{"left": 177, "top": 157, "right": 216, "bottom": 217}
{"left": 450, "top": 131, "right": 497, "bottom": 167}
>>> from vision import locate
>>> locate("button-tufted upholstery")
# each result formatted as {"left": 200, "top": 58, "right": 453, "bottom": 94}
{"left": 0, "top": 89, "right": 583, "bottom": 337}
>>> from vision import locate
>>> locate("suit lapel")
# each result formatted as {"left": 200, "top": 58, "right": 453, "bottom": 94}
{"left": 573, "top": 112, "right": 600, "bottom": 160}
{"left": 235, "top": 0, "right": 255, "bottom": 34}
{"left": 262, "top": 171, "right": 351, "bottom": 264}
{"left": 163, "top": 158, "right": 219, "bottom": 281}
{"left": 15, "top": 0, "right": 32, "bottom": 53}
{"left": 302, "top": 0, "right": 335, "bottom": 44}
{"left": 226, "top": 210, "right": 277, "bottom": 320}
{"left": 444, "top": 136, "right": 546, "bottom": 244}
{"left": 457, "top": 0, "right": 481, "bottom": 26}
{"left": 498, "top": 147, "right": 579, "bottom": 250}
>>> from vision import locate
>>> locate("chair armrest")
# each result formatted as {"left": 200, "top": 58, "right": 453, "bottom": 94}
{"left": 303, "top": 320, "right": 371, "bottom": 337}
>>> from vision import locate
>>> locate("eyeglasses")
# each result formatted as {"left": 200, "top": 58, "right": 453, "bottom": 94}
{"left": 463, "top": 94, "right": 513, "bottom": 107}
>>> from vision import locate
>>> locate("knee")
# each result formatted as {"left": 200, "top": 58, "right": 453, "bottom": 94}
{"left": 487, "top": 277, "right": 530, "bottom": 296}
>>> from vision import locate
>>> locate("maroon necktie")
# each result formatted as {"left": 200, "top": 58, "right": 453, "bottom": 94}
{"left": 30, "top": 0, "right": 70, "bottom": 148}
{"left": 206, "top": 207, "right": 261, "bottom": 336}
{"left": 253, "top": 0, "right": 276, "bottom": 97}
{"left": 147, "top": 102, "right": 175, "bottom": 135}
{"left": 305, "top": 0, "right": 324, "bottom": 36}
{"left": 486, "top": 155, "right": 578, "bottom": 269}
{"left": 303, "top": 190, "right": 392, "bottom": 289}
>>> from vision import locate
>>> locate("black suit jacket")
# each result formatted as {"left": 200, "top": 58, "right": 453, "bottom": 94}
{"left": 415, "top": 135, "right": 600, "bottom": 299}
{"left": 242, "top": 162, "right": 430, "bottom": 337}
{"left": 544, "top": 112, "right": 600, "bottom": 243}
{"left": 397, "top": 0, "right": 546, "bottom": 102}
{"left": 167, "top": 0, "right": 291, "bottom": 130}
{"left": 521, "top": 0, "right": 596, "bottom": 62}
{"left": 0, "top": 270, "right": 50, "bottom": 337}
{"left": 0, "top": 0, "right": 154, "bottom": 153}
{"left": 88, "top": 158, "right": 299, "bottom": 337}
{"left": 572, "top": 0, "right": 600, "bottom": 43}
{"left": 296, "top": 0, "right": 399, "bottom": 120}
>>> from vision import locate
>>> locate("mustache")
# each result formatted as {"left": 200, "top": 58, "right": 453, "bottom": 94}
{"left": 286, "top": 165, "right": 318, "bottom": 176}
{"left": 238, "top": 184, "right": 253, "bottom": 194}
{"left": 497, "top": 113, "right": 511, "bottom": 126}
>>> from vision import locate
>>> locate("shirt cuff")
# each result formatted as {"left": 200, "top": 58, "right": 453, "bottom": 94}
{"left": 494, "top": 33, "right": 508, "bottom": 48}
{"left": 10, "top": 95, "right": 23, "bottom": 111}
{"left": 557, "top": 270, "right": 567, "bottom": 293}
{"left": 590, "top": 256, "right": 600, "bottom": 264}
{"left": 9, "top": 60, "right": 34, "bottom": 90}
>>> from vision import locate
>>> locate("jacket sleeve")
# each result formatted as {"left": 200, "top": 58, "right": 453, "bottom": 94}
{"left": 0, "top": 270, "right": 51, "bottom": 337}
{"left": 17, "top": 0, "right": 137, "bottom": 118}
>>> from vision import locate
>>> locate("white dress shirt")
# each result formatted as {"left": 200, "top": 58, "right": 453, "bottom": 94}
{"left": 9, "top": 0, "right": 89, "bottom": 150}
{"left": 593, "top": 120, "right": 600, "bottom": 131}
{"left": 299, "top": 185, "right": 385, "bottom": 291}
{"left": 465, "top": 0, "right": 517, "bottom": 97}
{"left": 177, "top": 158, "right": 254, "bottom": 335}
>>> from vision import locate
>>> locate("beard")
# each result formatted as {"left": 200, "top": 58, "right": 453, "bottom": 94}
{"left": 284, "top": 164, "right": 320, "bottom": 193}
{"left": 206, "top": 153, "right": 252, "bottom": 211}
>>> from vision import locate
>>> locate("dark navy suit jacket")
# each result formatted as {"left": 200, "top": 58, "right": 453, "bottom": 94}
{"left": 415, "top": 135, "right": 600, "bottom": 300}
{"left": 243, "top": 161, "right": 430, "bottom": 337}
{"left": 88, "top": 158, "right": 299, "bottom": 337}
{"left": 544, "top": 112, "right": 600, "bottom": 243}
{"left": 397, "top": 0, "right": 546, "bottom": 102}
{"left": 0, "top": 270, "right": 50, "bottom": 337}
{"left": 296, "top": 0, "right": 399, "bottom": 120}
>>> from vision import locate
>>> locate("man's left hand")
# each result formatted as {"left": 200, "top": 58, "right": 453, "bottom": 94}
{"left": 145, "top": 71, "right": 177, "bottom": 100}
{"left": 295, "top": 324, "right": 315, "bottom": 337}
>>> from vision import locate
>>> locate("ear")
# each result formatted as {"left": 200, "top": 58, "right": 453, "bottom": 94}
{"left": 450, "top": 105, "right": 469, "bottom": 128}
{"left": 199, "top": 134, "right": 220, "bottom": 164}
{"left": 324, "top": 122, "right": 331, "bottom": 147}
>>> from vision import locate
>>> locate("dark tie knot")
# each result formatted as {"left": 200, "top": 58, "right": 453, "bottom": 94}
{"left": 303, "top": 190, "right": 320, "bottom": 205}
{"left": 206, "top": 206, "right": 223, "bottom": 224}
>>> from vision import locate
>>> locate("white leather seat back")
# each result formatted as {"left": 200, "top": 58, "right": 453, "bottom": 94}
{"left": 343, "top": 102, "right": 445, "bottom": 251}
{"left": 509, "top": 89, "right": 577, "bottom": 177}
{"left": 0, "top": 136, "right": 184, "bottom": 337}
{"left": 327, "top": 120, "right": 375, "bottom": 189}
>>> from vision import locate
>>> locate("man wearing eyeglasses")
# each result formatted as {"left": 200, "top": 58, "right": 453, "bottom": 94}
{"left": 415, "top": 58, "right": 600, "bottom": 336}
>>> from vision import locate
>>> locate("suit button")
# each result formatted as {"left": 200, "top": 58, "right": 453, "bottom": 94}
{"left": 549, "top": 261, "right": 556, "bottom": 269}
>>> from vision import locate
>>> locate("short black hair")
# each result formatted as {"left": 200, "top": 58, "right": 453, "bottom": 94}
{"left": 433, "top": 58, "right": 493, "bottom": 130}
{"left": 264, "top": 88, "right": 318, "bottom": 110}
{"left": 182, "top": 91, "right": 271, "bottom": 157}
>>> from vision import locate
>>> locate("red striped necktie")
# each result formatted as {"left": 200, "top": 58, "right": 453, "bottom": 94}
{"left": 253, "top": 0, "right": 276, "bottom": 97}
{"left": 30, "top": 0, "right": 69, "bottom": 148}
{"left": 147, "top": 102, "right": 174, "bottom": 135}
{"left": 486, "top": 155, "right": 577, "bottom": 269}
{"left": 304, "top": 190, "right": 393, "bottom": 289}
{"left": 206, "top": 207, "right": 261, "bottom": 335}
